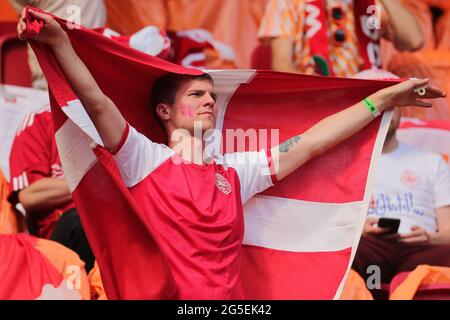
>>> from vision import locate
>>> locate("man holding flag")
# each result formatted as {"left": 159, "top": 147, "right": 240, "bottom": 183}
{"left": 16, "top": 8, "right": 445, "bottom": 299}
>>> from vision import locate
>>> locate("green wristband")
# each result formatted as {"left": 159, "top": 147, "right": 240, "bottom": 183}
{"left": 363, "top": 98, "right": 381, "bottom": 118}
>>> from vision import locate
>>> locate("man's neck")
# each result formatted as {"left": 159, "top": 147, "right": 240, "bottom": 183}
{"left": 168, "top": 133, "right": 207, "bottom": 165}
{"left": 382, "top": 134, "right": 400, "bottom": 154}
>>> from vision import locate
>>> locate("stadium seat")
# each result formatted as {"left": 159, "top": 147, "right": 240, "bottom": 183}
{"left": 412, "top": 284, "right": 450, "bottom": 300}
{"left": 390, "top": 267, "right": 450, "bottom": 300}
{"left": 0, "top": 22, "right": 32, "bottom": 87}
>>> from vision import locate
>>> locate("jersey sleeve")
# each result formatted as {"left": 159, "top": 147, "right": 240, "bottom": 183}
{"left": 433, "top": 156, "right": 450, "bottom": 208}
{"left": 223, "top": 149, "right": 277, "bottom": 204}
{"left": 113, "top": 125, "right": 175, "bottom": 188}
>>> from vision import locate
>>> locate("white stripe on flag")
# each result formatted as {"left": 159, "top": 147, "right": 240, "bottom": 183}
{"left": 62, "top": 100, "right": 104, "bottom": 147}
{"left": 55, "top": 117, "right": 98, "bottom": 192}
{"left": 207, "top": 69, "right": 256, "bottom": 153}
{"left": 243, "top": 195, "right": 363, "bottom": 252}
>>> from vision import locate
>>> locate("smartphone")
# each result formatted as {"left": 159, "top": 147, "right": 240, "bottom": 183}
{"left": 377, "top": 217, "right": 400, "bottom": 234}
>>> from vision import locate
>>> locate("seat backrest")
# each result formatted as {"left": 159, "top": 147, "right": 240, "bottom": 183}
{"left": 0, "top": 22, "right": 32, "bottom": 87}
{"left": 414, "top": 285, "right": 450, "bottom": 300}
{"left": 390, "top": 267, "right": 450, "bottom": 300}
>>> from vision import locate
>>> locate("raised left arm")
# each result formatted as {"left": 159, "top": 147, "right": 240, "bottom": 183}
{"left": 379, "top": 0, "right": 424, "bottom": 51}
{"left": 271, "top": 79, "right": 445, "bottom": 181}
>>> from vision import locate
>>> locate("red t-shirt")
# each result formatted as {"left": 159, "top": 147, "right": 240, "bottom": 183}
{"left": 8, "top": 108, "right": 74, "bottom": 239}
{"left": 114, "top": 125, "right": 276, "bottom": 299}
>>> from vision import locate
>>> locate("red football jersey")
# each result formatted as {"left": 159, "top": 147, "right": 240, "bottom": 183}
{"left": 113, "top": 125, "right": 276, "bottom": 299}
{"left": 9, "top": 108, "right": 74, "bottom": 239}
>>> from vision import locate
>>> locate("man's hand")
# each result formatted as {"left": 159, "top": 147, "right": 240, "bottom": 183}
{"left": 17, "top": 8, "right": 67, "bottom": 46}
{"left": 17, "top": 7, "right": 126, "bottom": 152}
{"left": 399, "top": 226, "right": 431, "bottom": 245}
{"left": 363, "top": 217, "right": 391, "bottom": 235}
{"left": 376, "top": 79, "right": 446, "bottom": 111}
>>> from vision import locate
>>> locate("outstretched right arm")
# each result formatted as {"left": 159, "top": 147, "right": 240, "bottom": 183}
{"left": 17, "top": 8, "right": 126, "bottom": 152}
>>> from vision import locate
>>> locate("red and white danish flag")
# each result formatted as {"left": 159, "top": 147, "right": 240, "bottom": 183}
{"left": 25, "top": 8, "right": 399, "bottom": 299}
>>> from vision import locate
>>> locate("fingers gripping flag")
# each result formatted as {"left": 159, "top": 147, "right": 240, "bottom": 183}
{"left": 26, "top": 8, "right": 398, "bottom": 299}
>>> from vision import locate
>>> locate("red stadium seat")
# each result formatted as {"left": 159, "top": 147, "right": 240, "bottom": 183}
{"left": 0, "top": 22, "right": 32, "bottom": 87}
{"left": 390, "top": 271, "right": 450, "bottom": 300}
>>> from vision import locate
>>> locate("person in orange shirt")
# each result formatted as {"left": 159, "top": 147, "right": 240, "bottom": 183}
{"left": 258, "top": 0, "right": 424, "bottom": 77}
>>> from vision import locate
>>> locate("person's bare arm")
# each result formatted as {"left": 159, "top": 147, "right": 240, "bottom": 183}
{"left": 271, "top": 79, "right": 446, "bottom": 181}
{"left": 429, "top": 206, "right": 450, "bottom": 245}
{"left": 270, "top": 37, "right": 301, "bottom": 73}
{"left": 17, "top": 9, "right": 126, "bottom": 152}
{"left": 18, "top": 178, "right": 72, "bottom": 211}
{"left": 379, "top": 0, "right": 424, "bottom": 51}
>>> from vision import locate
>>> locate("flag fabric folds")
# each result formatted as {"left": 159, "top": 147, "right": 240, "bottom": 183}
{"left": 26, "top": 9, "right": 399, "bottom": 299}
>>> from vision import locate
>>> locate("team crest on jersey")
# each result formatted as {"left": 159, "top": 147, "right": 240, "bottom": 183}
{"left": 215, "top": 173, "right": 231, "bottom": 195}
{"left": 401, "top": 170, "right": 421, "bottom": 189}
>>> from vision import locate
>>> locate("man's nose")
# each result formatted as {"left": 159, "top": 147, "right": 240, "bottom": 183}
{"left": 203, "top": 93, "right": 215, "bottom": 107}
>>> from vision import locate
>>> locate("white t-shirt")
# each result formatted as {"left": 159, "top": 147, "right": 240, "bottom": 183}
{"left": 368, "top": 143, "right": 450, "bottom": 234}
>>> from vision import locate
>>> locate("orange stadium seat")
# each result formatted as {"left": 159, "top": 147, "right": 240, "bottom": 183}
{"left": 390, "top": 266, "right": 450, "bottom": 300}
{"left": 0, "top": 22, "right": 31, "bottom": 87}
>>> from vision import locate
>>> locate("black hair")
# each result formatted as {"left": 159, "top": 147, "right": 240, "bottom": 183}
{"left": 150, "top": 73, "right": 215, "bottom": 129}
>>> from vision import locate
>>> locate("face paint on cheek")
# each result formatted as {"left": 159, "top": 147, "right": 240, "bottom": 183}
{"left": 180, "top": 103, "right": 195, "bottom": 119}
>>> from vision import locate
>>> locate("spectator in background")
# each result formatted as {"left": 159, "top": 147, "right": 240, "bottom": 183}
{"left": 350, "top": 74, "right": 450, "bottom": 287}
{"left": 9, "top": 0, "right": 106, "bottom": 90}
{"left": 258, "top": 0, "right": 424, "bottom": 77}
{"left": 382, "top": 0, "right": 450, "bottom": 120}
{"left": 8, "top": 107, "right": 94, "bottom": 272}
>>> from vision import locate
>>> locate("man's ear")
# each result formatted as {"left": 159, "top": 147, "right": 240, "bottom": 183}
{"left": 156, "top": 103, "right": 171, "bottom": 121}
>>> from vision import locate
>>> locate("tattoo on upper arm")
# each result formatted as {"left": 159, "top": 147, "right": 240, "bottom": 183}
{"left": 279, "top": 135, "right": 301, "bottom": 153}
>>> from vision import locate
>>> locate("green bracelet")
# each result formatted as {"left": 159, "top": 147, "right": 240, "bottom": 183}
{"left": 363, "top": 97, "right": 381, "bottom": 118}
